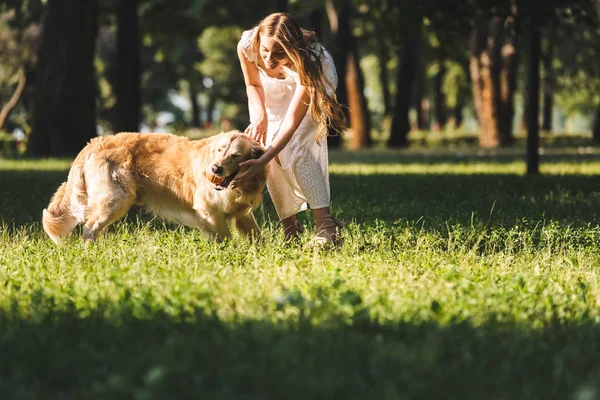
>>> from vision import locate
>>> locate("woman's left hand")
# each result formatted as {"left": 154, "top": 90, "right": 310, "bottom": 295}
{"left": 231, "top": 158, "right": 266, "bottom": 188}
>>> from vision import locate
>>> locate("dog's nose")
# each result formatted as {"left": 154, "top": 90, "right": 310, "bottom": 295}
{"left": 211, "top": 165, "right": 223, "bottom": 175}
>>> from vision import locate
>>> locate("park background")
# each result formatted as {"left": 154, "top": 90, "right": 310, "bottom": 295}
{"left": 1, "top": 0, "right": 600, "bottom": 398}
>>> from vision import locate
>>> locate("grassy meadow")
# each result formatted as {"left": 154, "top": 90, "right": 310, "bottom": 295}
{"left": 1, "top": 140, "right": 600, "bottom": 399}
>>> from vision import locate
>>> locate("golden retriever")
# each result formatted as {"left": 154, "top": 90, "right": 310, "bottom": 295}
{"left": 42, "top": 130, "right": 267, "bottom": 244}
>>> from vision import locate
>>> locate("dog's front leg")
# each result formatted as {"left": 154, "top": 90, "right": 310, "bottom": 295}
{"left": 232, "top": 213, "right": 261, "bottom": 242}
{"left": 193, "top": 210, "right": 232, "bottom": 242}
{"left": 193, "top": 191, "right": 232, "bottom": 242}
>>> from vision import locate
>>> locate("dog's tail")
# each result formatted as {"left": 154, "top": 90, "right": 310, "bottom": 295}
{"left": 42, "top": 162, "right": 87, "bottom": 245}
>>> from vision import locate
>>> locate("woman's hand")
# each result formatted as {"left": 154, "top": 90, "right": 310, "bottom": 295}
{"left": 231, "top": 158, "right": 267, "bottom": 188}
{"left": 244, "top": 116, "right": 268, "bottom": 145}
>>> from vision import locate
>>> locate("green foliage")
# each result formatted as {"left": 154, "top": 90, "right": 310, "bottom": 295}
{"left": 555, "top": 72, "right": 600, "bottom": 115}
{"left": 0, "top": 12, "right": 22, "bottom": 81}
{"left": 443, "top": 60, "right": 469, "bottom": 109}
{"left": 552, "top": 2, "right": 600, "bottom": 116}
{"left": 198, "top": 25, "right": 248, "bottom": 125}
{"left": 197, "top": 25, "right": 243, "bottom": 91}
{"left": 2, "top": 145, "right": 600, "bottom": 397}
{"left": 359, "top": 54, "right": 386, "bottom": 115}
{"left": 0, "top": 8, "right": 37, "bottom": 134}
{"left": 0, "top": 0, "right": 44, "bottom": 29}
{"left": 0, "top": 5, "right": 39, "bottom": 75}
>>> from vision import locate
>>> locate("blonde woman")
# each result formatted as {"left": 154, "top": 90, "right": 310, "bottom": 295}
{"left": 232, "top": 12, "right": 345, "bottom": 246}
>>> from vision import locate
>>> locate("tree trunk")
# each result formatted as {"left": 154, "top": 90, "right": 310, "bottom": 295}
{"left": 526, "top": 19, "right": 541, "bottom": 175}
{"left": 453, "top": 102, "right": 464, "bottom": 129}
{"left": 346, "top": 50, "right": 371, "bottom": 150}
{"left": 497, "top": 11, "right": 518, "bottom": 145}
{"left": 189, "top": 80, "right": 201, "bottom": 128}
{"left": 114, "top": 0, "right": 140, "bottom": 133}
{"left": 592, "top": 105, "right": 600, "bottom": 143}
{"left": 541, "top": 37, "right": 554, "bottom": 132}
{"left": 414, "top": 68, "right": 429, "bottom": 130}
{"left": 344, "top": 4, "right": 371, "bottom": 150}
{"left": 22, "top": 64, "right": 37, "bottom": 135}
{"left": 433, "top": 50, "right": 447, "bottom": 131}
{"left": 470, "top": 23, "right": 495, "bottom": 147}
{"left": 388, "top": 30, "right": 420, "bottom": 148}
{"left": 470, "top": 10, "right": 518, "bottom": 148}
{"left": 206, "top": 94, "right": 216, "bottom": 126}
{"left": 324, "top": 0, "right": 370, "bottom": 149}
{"left": 0, "top": 68, "right": 26, "bottom": 130}
{"left": 376, "top": 29, "right": 391, "bottom": 116}
{"left": 325, "top": 0, "right": 346, "bottom": 148}
{"left": 28, "top": 0, "right": 99, "bottom": 156}
{"left": 453, "top": 62, "right": 469, "bottom": 129}
{"left": 520, "top": 78, "right": 529, "bottom": 136}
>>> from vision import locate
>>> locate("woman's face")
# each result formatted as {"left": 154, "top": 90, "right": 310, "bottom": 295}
{"left": 259, "top": 34, "right": 288, "bottom": 70}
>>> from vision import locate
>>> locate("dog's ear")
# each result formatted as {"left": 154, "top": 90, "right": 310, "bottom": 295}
{"left": 251, "top": 145, "right": 265, "bottom": 160}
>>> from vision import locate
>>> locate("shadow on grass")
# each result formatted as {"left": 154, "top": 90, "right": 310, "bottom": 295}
{"left": 0, "top": 170, "right": 68, "bottom": 227}
{"left": 2, "top": 168, "right": 600, "bottom": 232}
{"left": 330, "top": 147, "right": 600, "bottom": 165}
{"left": 1, "top": 303, "right": 599, "bottom": 399}
{"left": 331, "top": 173, "right": 600, "bottom": 227}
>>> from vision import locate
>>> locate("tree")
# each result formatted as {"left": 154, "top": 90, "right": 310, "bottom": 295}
{"left": 28, "top": 0, "right": 99, "bottom": 156}
{"left": 114, "top": 0, "right": 140, "bottom": 133}
{"left": 541, "top": 29, "right": 555, "bottom": 132}
{"left": 551, "top": 0, "right": 600, "bottom": 140}
{"left": 388, "top": 28, "right": 421, "bottom": 148}
{"left": 197, "top": 26, "right": 248, "bottom": 127}
{"left": 374, "top": 22, "right": 392, "bottom": 117}
{"left": 360, "top": 3, "right": 394, "bottom": 118}
{"left": 593, "top": 106, "right": 600, "bottom": 140}
{"left": 128, "top": 0, "right": 269, "bottom": 130}
{"left": 432, "top": 48, "right": 448, "bottom": 130}
{"left": 520, "top": 0, "right": 596, "bottom": 173}
{"left": 0, "top": 11, "right": 28, "bottom": 130}
{"left": 325, "top": 0, "right": 371, "bottom": 149}
{"left": 0, "top": 3, "right": 41, "bottom": 134}
{"left": 469, "top": 4, "right": 518, "bottom": 148}
{"left": 526, "top": 15, "right": 541, "bottom": 175}
{"left": 345, "top": 31, "right": 372, "bottom": 150}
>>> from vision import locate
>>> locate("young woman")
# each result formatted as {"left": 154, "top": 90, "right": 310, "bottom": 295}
{"left": 232, "top": 12, "right": 345, "bottom": 246}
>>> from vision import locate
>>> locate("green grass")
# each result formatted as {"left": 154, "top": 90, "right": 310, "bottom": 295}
{"left": 1, "top": 146, "right": 600, "bottom": 399}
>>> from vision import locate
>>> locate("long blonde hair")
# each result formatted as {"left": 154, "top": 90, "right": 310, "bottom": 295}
{"left": 250, "top": 12, "right": 345, "bottom": 141}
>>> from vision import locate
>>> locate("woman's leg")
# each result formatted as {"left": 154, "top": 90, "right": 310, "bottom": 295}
{"left": 266, "top": 164, "right": 306, "bottom": 241}
{"left": 281, "top": 214, "right": 303, "bottom": 241}
{"left": 292, "top": 154, "right": 339, "bottom": 245}
{"left": 311, "top": 206, "right": 341, "bottom": 245}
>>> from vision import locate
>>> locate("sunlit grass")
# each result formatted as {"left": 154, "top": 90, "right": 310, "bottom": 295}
{"left": 0, "top": 157, "right": 71, "bottom": 171}
{"left": 1, "top": 146, "right": 600, "bottom": 399}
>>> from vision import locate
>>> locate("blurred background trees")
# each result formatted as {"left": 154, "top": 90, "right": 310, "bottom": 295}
{"left": 0, "top": 0, "right": 598, "bottom": 165}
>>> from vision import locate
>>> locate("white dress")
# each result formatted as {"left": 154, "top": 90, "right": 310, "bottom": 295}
{"left": 239, "top": 28, "right": 338, "bottom": 220}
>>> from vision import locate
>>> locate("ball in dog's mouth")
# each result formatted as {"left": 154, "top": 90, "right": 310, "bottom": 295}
{"left": 208, "top": 171, "right": 238, "bottom": 191}
{"left": 208, "top": 174, "right": 225, "bottom": 185}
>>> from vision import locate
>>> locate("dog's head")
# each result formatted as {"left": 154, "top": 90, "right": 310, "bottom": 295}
{"left": 206, "top": 131, "right": 265, "bottom": 191}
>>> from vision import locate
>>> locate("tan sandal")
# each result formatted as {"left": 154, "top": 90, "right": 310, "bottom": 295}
{"left": 307, "top": 216, "right": 344, "bottom": 248}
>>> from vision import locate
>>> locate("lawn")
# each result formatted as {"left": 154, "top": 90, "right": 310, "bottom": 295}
{"left": 1, "top": 145, "right": 600, "bottom": 399}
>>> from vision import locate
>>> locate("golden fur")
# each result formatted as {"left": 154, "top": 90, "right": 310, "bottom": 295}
{"left": 42, "top": 130, "right": 267, "bottom": 244}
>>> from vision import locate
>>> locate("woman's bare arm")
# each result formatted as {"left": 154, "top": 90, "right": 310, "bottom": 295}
{"left": 233, "top": 83, "right": 310, "bottom": 186}
{"left": 260, "top": 84, "right": 310, "bottom": 164}
{"left": 237, "top": 41, "right": 268, "bottom": 141}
